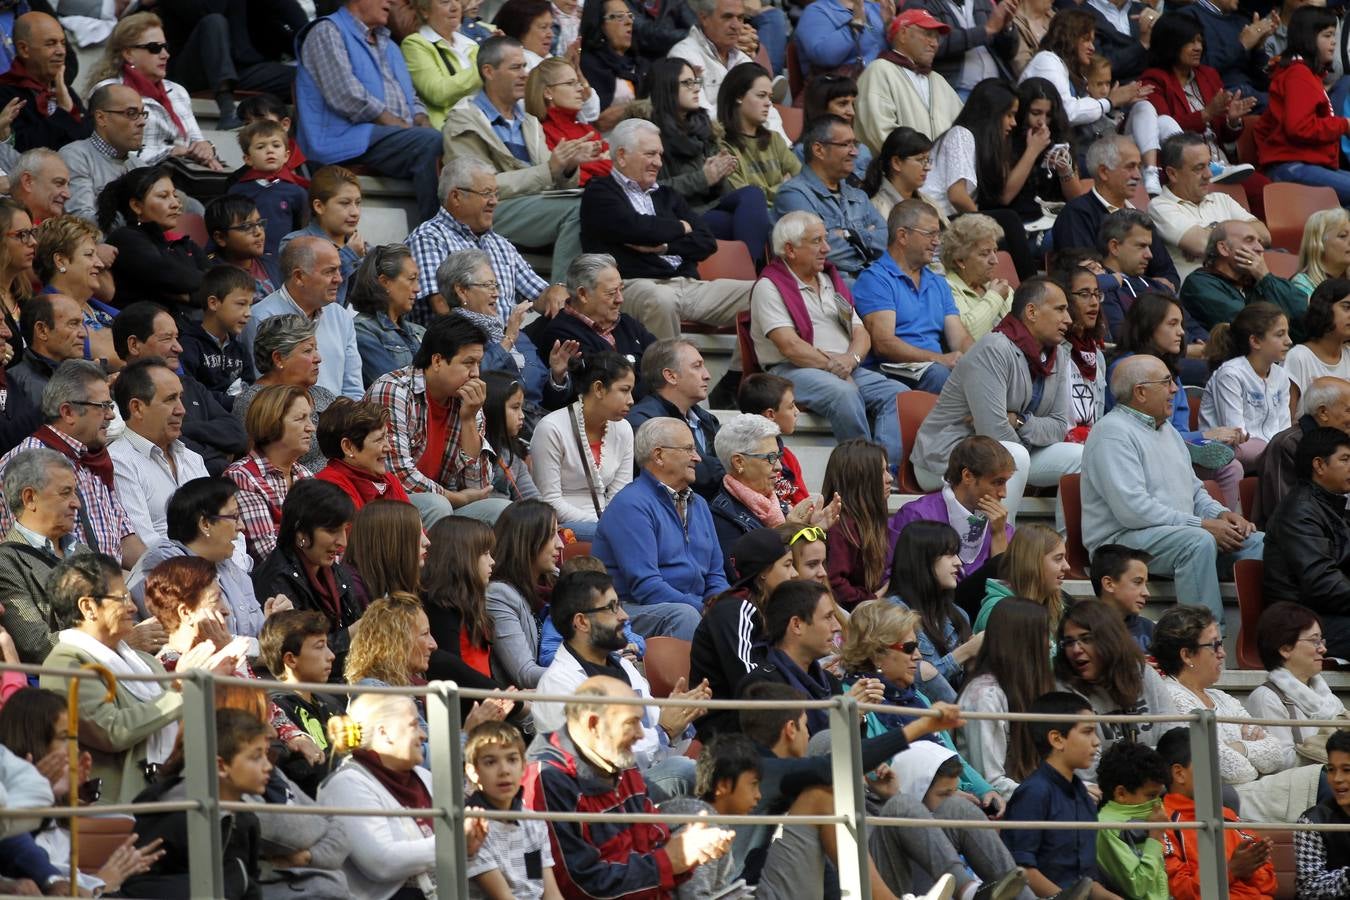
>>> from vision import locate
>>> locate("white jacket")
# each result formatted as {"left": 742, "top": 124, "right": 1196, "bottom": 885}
{"left": 318, "top": 758, "right": 436, "bottom": 900}
{"left": 0, "top": 744, "right": 54, "bottom": 838}
{"left": 528, "top": 404, "right": 633, "bottom": 525}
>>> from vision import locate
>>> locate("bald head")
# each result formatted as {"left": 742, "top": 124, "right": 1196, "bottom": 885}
{"left": 89, "top": 84, "right": 145, "bottom": 152}
{"left": 1305, "top": 376, "right": 1350, "bottom": 433}
{"left": 13, "top": 13, "right": 65, "bottom": 80}
{"left": 562, "top": 675, "right": 643, "bottom": 770}
{"left": 564, "top": 675, "right": 635, "bottom": 723}
{"left": 1111, "top": 354, "right": 1176, "bottom": 422}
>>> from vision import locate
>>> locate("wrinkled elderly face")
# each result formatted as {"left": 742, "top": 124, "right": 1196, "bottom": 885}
{"left": 617, "top": 129, "right": 664, "bottom": 190}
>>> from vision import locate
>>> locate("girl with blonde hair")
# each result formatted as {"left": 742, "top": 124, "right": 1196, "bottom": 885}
{"left": 972, "top": 522, "right": 1070, "bottom": 634}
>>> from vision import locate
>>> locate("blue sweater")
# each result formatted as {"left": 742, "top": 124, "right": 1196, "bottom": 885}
{"left": 593, "top": 470, "right": 729, "bottom": 610}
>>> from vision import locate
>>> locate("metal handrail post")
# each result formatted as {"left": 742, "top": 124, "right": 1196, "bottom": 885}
{"left": 426, "top": 680, "right": 467, "bottom": 897}
{"left": 829, "top": 696, "right": 872, "bottom": 900}
{"left": 1188, "top": 708, "right": 1228, "bottom": 899}
{"left": 182, "top": 670, "right": 224, "bottom": 899}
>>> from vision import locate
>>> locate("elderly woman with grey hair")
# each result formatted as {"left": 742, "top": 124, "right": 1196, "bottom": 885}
{"left": 233, "top": 314, "right": 335, "bottom": 472}
{"left": 0, "top": 448, "right": 87, "bottom": 663}
{"left": 708, "top": 413, "right": 840, "bottom": 576}
{"left": 437, "top": 248, "right": 573, "bottom": 410}
{"left": 942, "top": 214, "right": 1015, "bottom": 342}
{"left": 351, "top": 245, "right": 427, "bottom": 388}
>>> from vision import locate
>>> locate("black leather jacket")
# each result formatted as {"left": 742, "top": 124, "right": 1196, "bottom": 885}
{"left": 1264, "top": 480, "right": 1350, "bottom": 616}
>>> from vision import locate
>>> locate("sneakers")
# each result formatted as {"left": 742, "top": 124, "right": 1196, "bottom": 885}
{"left": 1211, "top": 162, "right": 1256, "bottom": 183}
{"left": 770, "top": 74, "right": 790, "bottom": 104}
{"left": 1049, "top": 877, "right": 1094, "bottom": 900}
{"left": 905, "top": 874, "right": 958, "bottom": 900}
{"left": 1143, "top": 165, "right": 1162, "bottom": 196}
{"left": 969, "top": 867, "right": 1028, "bottom": 900}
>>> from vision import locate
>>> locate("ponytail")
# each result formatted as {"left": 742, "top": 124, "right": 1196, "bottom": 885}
{"left": 1206, "top": 302, "right": 1287, "bottom": 371}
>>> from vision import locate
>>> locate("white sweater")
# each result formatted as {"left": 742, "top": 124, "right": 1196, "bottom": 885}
{"left": 1199, "top": 357, "right": 1292, "bottom": 442}
{"left": 1019, "top": 51, "right": 1111, "bottom": 127}
{"left": 528, "top": 404, "right": 633, "bottom": 524}
{"left": 1160, "top": 678, "right": 1288, "bottom": 784}
{"left": 318, "top": 759, "right": 436, "bottom": 900}
{"left": 956, "top": 673, "right": 1019, "bottom": 800}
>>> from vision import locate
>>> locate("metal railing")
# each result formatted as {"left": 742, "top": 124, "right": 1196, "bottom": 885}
{"left": 3, "top": 660, "right": 1350, "bottom": 900}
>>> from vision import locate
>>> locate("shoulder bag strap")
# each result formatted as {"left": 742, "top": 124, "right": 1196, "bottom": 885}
{"left": 1260, "top": 678, "right": 1306, "bottom": 744}
{"left": 567, "top": 404, "right": 604, "bottom": 518}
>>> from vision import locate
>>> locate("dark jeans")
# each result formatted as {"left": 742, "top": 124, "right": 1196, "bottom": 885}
{"left": 348, "top": 125, "right": 444, "bottom": 223}
{"left": 168, "top": 12, "right": 296, "bottom": 96}
{"left": 702, "top": 185, "right": 773, "bottom": 269}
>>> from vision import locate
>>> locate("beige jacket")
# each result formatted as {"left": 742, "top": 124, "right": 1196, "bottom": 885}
{"left": 441, "top": 96, "right": 578, "bottom": 200}
{"left": 855, "top": 57, "right": 963, "bottom": 155}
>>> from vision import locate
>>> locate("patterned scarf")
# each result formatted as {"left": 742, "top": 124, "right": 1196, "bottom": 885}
{"left": 121, "top": 62, "right": 186, "bottom": 140}
{"left": 452, "top": 306, "right": 505, "bottom": 345}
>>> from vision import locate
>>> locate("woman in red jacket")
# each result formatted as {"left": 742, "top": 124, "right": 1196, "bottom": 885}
{"left": 1254, "top": 6, "right": 1350, "bottom": 204}
{"left": 1139, "top": 13, "right": 1266, "bottom": 216}
{"left": 525, "top": 56, "right": 611, "bottom": 186}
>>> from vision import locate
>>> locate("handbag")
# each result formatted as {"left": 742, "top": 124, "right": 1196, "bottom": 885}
{"left": 1260, "top": 678, "right": 1350, "bottom": 764}
{"left": 567, "top": 403, "right": 605, "bottom": 519}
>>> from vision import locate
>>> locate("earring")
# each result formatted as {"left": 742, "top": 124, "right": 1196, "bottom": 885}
{"left": 57, "top": 266, "right": 66, "bottom": 273}
{"left": 298, "top": 537, "right": 307, "bottom": 548}
{"left": 203, "top": 529, "right": 211, "bottom": 538}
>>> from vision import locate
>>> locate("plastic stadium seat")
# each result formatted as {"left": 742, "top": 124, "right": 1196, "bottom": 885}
{"left": 178, "top": 212, "right": 209, "bottom": 247}
{"left": 1235, "top": 116, "right": 1260, "bottom": 166}
{"left": 561, "top": 541, "right": 592, "bottom": 563}
{"left": 1239, "top": 475, "right": 1258, "bottom": 519}
{"left": 896, "top": 391, "right": 940, "bottom": 495}
{"left": 993, "top": 251, "right": 1020, "bottom": 288}
{"left": 736, "top": 309, "right": 760, "bottom": 375}
{"left": 697, "top": 240, "right": 758, "bottom": 281}
{"left": 1265, "top": 183, "right": 1339, "bottom": 253}
{"left": 1270, "top": 829, "right": 1296, "bottom": 900}
{"left": 1264, "top": 251, "right": 1299, "bottom": 280}
{"left": 75, "top": 815, "right": 136, "bottom": 872}
{"left": 786, "top": 41, "right": 805, "bottom": 106}
{"left": 1189, "top": 397, "right": 1201, "bottom": 432}
{"left": 643, "top": 637, "right": 691, "bottom": 698}
{"left": 1059, "top": 474, "right": 1090, "bottom": 579}
{"left": 1202, "top": 480, "right": 1223, "bottom": 505}
{"left": 776, "top": 103, "right": 803, "bottom": 143}
{"left": 1234, "top": 557, "right": 1264, "bottom": 670}
{"left": 1211, "top": 182, "right": 1250, "bottom": 212}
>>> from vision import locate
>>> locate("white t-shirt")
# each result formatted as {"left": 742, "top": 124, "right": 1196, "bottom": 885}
{"left": 1283, "top": 343, "right": 1350, "bottom": 416}
{"left": 921, "top": 125, "right": 976, "bottom": 218}
{"left": 1199, "top": 356, "right": 1293, "bottom": 442}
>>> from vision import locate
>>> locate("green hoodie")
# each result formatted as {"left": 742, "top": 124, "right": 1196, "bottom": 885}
{"left": 1096, "top": 799, "right": 1168, "bottom": 900}
{"left": 972, "top": 578, "right": 1015, "bottom": 633}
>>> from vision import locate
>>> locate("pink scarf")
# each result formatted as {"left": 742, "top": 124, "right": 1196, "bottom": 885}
{"left": 723, "top": 474, "right": 786, "bottom": 526}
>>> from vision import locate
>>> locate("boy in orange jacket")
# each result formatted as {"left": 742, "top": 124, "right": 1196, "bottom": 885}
{"left": 1155, "top": 728, "right": 1277, "bottom": 900}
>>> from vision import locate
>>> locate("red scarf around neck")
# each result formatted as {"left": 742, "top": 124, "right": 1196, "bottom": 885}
{"left": 33, "top": 424, "right": 115, "bottom": 490}
{"left": 992, "top": 313, "right": 1056, "bottom": 379}
{"left": 120, "top": 63, "right": 185, "bottom": 139}
{"left": 237, "top": 165, "right": 308, "bottom": 187}
{"left": 0, "top": 59, "right": 62, "bottom": 118}
{"left": 1068, "top": 331, "right": 1103, "bottom": 382}
{"left": 351, "top": 749, "right": 434, "bottom": 830}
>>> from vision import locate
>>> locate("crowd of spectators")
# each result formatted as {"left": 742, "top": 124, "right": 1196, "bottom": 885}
{"left": 3, "top": 0, "right": 1350, "bottom": 896}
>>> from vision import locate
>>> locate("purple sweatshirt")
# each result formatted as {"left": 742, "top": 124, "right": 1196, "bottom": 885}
{"left": 886, "top": 491, "right": 1014, "bottom": 578}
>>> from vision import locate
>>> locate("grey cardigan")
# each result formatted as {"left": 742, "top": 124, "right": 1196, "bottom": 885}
{"left": 911, "top": 331, "right": 1073, "bottom": 477}
{"left": 485, "top": 579, "right": 547, "bottom": 689}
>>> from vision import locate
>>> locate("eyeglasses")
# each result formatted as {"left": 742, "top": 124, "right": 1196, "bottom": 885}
{"left": 1135, "top": 377, "right": 1175, "bottom": 390}
{"left": 887, "top": 641, "right": 920, "bottom": 655}
{"left": 679, "top": 77, "right": 705, "bottom": 89}
{"left": 659, "top": 444, "right": 697, "bottom": 454}
{"left": 89, "top": 592, "right": 134, "bottom": 605}
{"left": 100, "top": 107, "right": 149, "bottom": 121}
{"left": 466, "top": 281, "right": 501, "bottom": 293}
{"left": 548, "top": 78, "right": 583, "bottom": 88}
{"left": 456, "top": 186, "right": 499, "bottom": 201}
{"left": 70, "top": 400, "right": 116, "bottom": 413}
{"left": 225, "top": 219, "right": 268, "bottom": 233}
{"left": 1192, "top": 639, "right": 1225, "bottom": 654}
{"left": 582, "top": 598, "right": 622, "bottom": 616}
{"left": 741, "top": 450, "right": 781, "bottom": 465}
{"left": 1298, "top": 636, "right": 1328, "bottom": 649}
{"left": 906, "top": 226, "right": 941, "bottom": 239}
{"left": 132, "top": 41, "right": 170, "bottom": 54}
{"left": 1071, "top": 288, "right": 1105, "bottom": 301}
{"left": 905, "top": 155, "right": 933, "bottom": 168}
{"left": 603, "top": 11, "right": 635, "bottom": 21}
{"left": 209, "top": 511, "right": 245, "bottom": 525}
{"left": 788, "top": 525, "right": 825, "bottom": 545}
{"left": 820, "top": 139, "right": 861, "bottom": 150}
{"left": 6, "top": 228, "right": 36, "bottom": 244}
{"left": 1059, "top": 633, "right": 1096, "bottom": 651}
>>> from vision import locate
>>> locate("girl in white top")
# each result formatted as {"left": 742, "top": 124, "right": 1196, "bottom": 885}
{"left": 1199, "top": 302, "right": 1293, "bottom": 472}
{"left": 955, "top": 597, "right": 1055, "bottom": 801}
{"left": 1283, "top": 277, "right": 1350, "bottom": 417}
{"left": 528, "top": 351, "right": 635, "bottom": 542}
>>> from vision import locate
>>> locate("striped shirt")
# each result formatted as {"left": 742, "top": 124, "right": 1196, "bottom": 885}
{"left": 405, "top": 208, "right": 546, "bottom": 324}
{"left": 364, "top": 366, "right": 491, "bottom": 496}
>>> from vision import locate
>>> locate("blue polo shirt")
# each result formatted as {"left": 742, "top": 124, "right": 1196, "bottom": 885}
{"left": 1002, "top": 761, "right": 1100, "bottom": 888}
{"left": 851, "top": 254, "right": 958, "bottom": 357}
{"left": 472, "top": 91, "right": 530, "bottom": 162}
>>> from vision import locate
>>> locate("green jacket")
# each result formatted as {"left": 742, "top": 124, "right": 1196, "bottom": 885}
{"left": 721, "top": 130, "right": 801, "bottom": 204}
{"left": 1178, "top": 269, "right": 1308, "bottom": 343}
{"left": 400, "top": 31, "right": 481, "bottom": 130}
{"left": 1096, "top": 799, "right": 1169, "bottom": 900}
{"left": 973, "top": 578, "right": 1015, "bottom": 633}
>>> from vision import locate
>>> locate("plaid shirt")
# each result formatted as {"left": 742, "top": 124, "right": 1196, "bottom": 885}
{"left": 224, "top": 452, "right": 313, "bottom": 562}
{"left": 364, "top": 366, "right": 491, "bottom": 496}
{"left": 93, "top": 76, "right": 203, "bottom": 166}
{"left": 404, "top": 209, "right": 547, "bottom": 324}
{"left": 0, "top": 433, "right": 134, "bottom": 564}
{"left": 300, "top": 17, "right": 423, "bottom": 126}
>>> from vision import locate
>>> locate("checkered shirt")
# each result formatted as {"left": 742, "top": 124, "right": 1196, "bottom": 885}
{"left": 364, "top": 366, "right": 491, "bottom": 496}
{"left": 404, "top": 209, "right": 547, "bottom": 325}
{"left": 223, "top": 451, "right": 313, "bottom": 562}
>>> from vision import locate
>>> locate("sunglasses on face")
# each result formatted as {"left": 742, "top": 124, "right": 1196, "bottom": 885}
{"left": 132, "top": 41, "right": 170, "bottom": 54}
{"left": 888, "top": 641, "right": 920, "bottom": 655}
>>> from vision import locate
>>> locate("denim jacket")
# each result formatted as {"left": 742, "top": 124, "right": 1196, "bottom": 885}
{"left": 353, "top": 310, "right": 426, "bottom": 388}
{"left": 773, "top": 163, "right": 886, "bottom": 278}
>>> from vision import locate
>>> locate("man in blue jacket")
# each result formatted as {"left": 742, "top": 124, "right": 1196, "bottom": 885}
{"left": 593, "top": 416, "right": 728, "bottom": 640}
